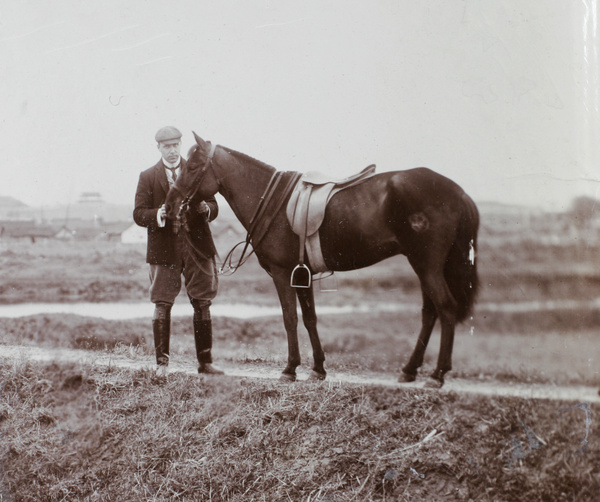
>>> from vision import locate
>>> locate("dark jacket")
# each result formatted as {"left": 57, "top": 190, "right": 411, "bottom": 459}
{"left": 133, "top": 158, "right": 218, "bottom": 266}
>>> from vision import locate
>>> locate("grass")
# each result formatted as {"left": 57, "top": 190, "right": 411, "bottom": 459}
{"left": 1, "top": 238, "right": 600, "bottom": 305}
{"left": 1, "top": 235, "right": 600, "bottom": 499}
{"left": 0, "top": 242, "right": 149, "bottom": 303}
{"left": 1, "top": 361, "right": 598, "bottom": 501}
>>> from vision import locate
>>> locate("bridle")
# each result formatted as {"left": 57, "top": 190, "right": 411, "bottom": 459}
{"left": 168, "top": 141, "right": 220, "bottom": 268}
{"left": 169, "top": 140, "right": 295, "bottom": 277}
{"left": 170, "top": 141, "right": 217, "bottom": 213}
{"left": 219, "top": 170, "right": 301, "bottom": 276}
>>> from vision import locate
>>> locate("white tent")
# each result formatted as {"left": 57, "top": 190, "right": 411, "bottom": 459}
{"left": 121, "top": 224, "right": 146, "bottom": 245}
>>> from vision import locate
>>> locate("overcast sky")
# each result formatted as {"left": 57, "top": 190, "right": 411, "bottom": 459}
{"left": 2, "top": 1, "right": 599, "bottom": 210}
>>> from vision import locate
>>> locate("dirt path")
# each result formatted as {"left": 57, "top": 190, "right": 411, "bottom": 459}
{"left": 2, "top": 344, "right": 599, "bottom": 403}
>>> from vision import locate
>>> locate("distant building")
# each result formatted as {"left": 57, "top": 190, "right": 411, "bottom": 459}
{"left": 78, "top": 192, "right": 104, "bottom": 204}
{"left": 73, "top": 192, "right": 106, "bottom": 224}
{"left": 0, "top": 196, "right": 35, "bottom": 221}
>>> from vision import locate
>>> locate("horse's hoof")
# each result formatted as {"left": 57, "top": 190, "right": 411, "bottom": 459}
{"left": 308, "top": 370, "right": 327, "bottom": 381}
{"left": 279, "top": 372, "right": 297, "bottom": 383}
{"left": 398, "top": 372, "right": 417, "bottom": 383}
{"left": 424, "top": 377, "right": 444, "bottom": 389}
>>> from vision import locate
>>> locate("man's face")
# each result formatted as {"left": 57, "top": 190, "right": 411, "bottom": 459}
{"left": 157, "top": 140, "right": 181, "bottom": 164}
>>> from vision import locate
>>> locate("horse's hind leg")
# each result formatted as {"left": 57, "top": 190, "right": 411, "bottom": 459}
{"left": 400, "top": 292, "right": 437, "bottom": 382}
{"left": 405, "top": 249, "right": 458, "bottom": 387}
{"left": 297, "top": 286, "right": 326, "bottom": 380}
{"left": 271, "top": 266, "right": 301, "bottom": 382}
{"left": 419, "top": 272, "right": 458, "bottom": 387}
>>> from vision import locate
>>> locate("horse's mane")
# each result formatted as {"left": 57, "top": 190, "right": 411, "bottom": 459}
{"left": 223, "top": 146, "right": 277, "bottom": 174}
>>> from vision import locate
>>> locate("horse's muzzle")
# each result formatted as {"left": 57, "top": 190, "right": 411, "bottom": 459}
{"left": 164, "top": 195, "right": 183, "bottom": 221}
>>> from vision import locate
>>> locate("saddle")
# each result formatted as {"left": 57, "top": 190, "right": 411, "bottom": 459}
{"left": 286, "top": 164, "right": 376, "bottom": 287}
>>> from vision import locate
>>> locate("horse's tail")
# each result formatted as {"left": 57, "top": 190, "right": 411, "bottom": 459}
{"left": 445, "top": 193, "right": 480, "bottom": 323}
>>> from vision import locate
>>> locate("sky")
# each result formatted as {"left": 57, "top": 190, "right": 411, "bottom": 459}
{"left": 2, "top": 0, "right": 599, "bottom": 211}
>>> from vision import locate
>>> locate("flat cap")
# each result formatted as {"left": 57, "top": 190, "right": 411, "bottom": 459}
{"left": 155, "top": 126, "right": 182, "bottom": 143}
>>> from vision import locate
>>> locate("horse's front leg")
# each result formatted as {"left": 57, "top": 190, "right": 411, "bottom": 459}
{"left": 297, "top": 286, "right": 326, "bottom": 380}
{"left": 271, "top": 267, "right": 301, "bottom": 382}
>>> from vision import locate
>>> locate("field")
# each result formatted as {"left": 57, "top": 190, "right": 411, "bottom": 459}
{"left": 1, "top": 223, "right": 600, "bottom": 500}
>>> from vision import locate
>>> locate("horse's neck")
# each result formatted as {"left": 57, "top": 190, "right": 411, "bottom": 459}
{"left": 216, "top": 152, "right": 275, "bottom": 231}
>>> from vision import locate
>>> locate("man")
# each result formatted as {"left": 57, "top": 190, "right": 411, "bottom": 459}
{"left": 133, "top": 126, "right": 223, "bottom": 376}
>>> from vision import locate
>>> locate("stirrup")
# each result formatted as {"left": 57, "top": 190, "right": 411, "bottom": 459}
{"left": 290, "top": 264, "right": 311, "bottom": 288}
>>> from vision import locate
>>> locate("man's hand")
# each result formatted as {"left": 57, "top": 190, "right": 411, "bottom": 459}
{"left": 197, "top": 201, "right": 209, "bottom": 214}
{"left": 157, "top": 204, "right": 167, "bottom": 227}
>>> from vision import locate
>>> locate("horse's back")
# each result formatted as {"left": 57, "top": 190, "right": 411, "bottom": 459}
{"left": 386, "top": 167, "right": 469, "bottom": 200}
{"left": 333, "top": 167, "right": 472, "bottom": 218}
{"left": 318, "top": 167, "right": 476, "bottom": 271}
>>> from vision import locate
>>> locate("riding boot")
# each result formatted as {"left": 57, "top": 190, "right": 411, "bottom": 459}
{"left": 193, "top": 316, "right": 224, "bottom": 375}
{"left": 153, "top": 303, "right": 171, "bottom": 367}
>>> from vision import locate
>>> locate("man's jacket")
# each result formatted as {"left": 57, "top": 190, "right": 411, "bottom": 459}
{"left": 133, "top": 158, "right": 218, "bottom": 266}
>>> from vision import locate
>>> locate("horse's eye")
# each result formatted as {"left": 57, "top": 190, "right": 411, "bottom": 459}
{"left": 190, "top": 159, "right": 204, "bottom": 171}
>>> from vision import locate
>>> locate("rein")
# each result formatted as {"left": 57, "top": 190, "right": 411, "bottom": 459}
{"left": 219, "top": 171, "right": 301, "bottom": 276}
{"left": 176, "top": 141, "right": 300, "bottom": 276}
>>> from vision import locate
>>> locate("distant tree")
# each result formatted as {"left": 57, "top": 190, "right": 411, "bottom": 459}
{"left": 569, "top": 196, "right": 598, "bottom": 229}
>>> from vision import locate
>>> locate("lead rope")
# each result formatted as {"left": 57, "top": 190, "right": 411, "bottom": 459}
{"left": 218, "top": 171, "right": 281, "bottom": 275}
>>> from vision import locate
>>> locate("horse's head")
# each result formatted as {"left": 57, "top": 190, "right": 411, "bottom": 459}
{"left": 165, "top": 132, "right": 220, "bottom": 220}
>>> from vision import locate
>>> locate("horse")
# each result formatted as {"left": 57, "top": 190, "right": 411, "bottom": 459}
{"left": 165, "top": 132, "right": 479, "bottom": 387}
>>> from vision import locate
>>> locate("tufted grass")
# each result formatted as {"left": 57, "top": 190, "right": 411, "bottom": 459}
{"left": 1, "top": 361, "right": 598, "bottom": 501}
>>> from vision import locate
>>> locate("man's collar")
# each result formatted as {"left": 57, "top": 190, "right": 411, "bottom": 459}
{"left": 162, "top": 157, "right": 181, "bottom": 169}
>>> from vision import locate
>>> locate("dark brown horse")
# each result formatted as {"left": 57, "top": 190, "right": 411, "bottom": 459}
{"left": 166, "top": 133, "right": 479, "bottom": 387}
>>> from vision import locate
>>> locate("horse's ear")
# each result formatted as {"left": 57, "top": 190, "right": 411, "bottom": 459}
{"left": 192, "top": 131, "right": 204, "bottom": 145}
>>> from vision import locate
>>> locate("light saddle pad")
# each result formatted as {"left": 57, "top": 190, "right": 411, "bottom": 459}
{"left": 286, "top": 165, "right": 376, "bottom": 273}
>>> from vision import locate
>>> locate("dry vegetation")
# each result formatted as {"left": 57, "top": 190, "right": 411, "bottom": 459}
{"left": 1, "top": 361, "right": 598, "bottom": 501}
{"left": 1, "top": 214, "right": 600, "bottom": 500}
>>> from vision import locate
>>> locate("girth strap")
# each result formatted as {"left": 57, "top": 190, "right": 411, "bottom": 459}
{"left": 296, "top": 184, "right": 313, "bottom": 267}
{"left": 286, "top": 164, "right": 377, "bottom": 285}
